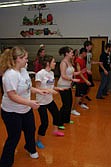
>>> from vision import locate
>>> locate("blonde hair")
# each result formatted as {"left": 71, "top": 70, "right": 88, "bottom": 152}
{"left": 0, "top": 46, "right": 26, "bottom": 73}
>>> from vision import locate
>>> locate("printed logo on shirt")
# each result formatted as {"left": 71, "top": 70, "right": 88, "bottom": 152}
{"left": 25, "top": 79, "right": 31, "bottom": 92}
{"left": 46, "top": 79, "right": 55, "bottom": 85}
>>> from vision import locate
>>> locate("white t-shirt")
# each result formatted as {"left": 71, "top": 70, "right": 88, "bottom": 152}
{"left": 86, "top": 52, "right": 92, "bottom": 70}
{"left": 57, "top": 66, "right": 74, "bottom": 88}
{"left": 35, "top": 69, "right": 54, "bottom": 105}
{"left": 1, "top": 68, "right": 31, "bottom": 113}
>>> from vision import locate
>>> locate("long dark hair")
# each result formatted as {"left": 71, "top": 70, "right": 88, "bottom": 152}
{"left": 59, "top": 46, "right": 73, "bottom": 56}
{"left": 41, "top": 55, "right": 54, "bottom": 68}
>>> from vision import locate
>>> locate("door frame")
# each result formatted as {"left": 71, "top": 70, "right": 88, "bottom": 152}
{"left": 90, "top": 36, "right": 108, "bottom": 80}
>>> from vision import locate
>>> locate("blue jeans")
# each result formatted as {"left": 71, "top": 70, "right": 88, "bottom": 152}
{"left": 96, "top": 72, "right": 109, "bottom": 98}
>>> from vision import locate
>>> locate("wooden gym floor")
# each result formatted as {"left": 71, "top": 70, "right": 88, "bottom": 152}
{"left": 0, "top": 80, "right": 111, "bottom": 167}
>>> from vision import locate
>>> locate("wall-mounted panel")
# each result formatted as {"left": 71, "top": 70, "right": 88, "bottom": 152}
{"left": 0, "top": 37, "right": 88, "bottom": 71}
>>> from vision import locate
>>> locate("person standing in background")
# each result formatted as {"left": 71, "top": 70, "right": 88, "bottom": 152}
{"left": 71, "top": 49, "right": 82, "bottom": 116}
{"left": 107, "top": 50, "right": 111, "bottom": 92}
{"left": 34, "top": 47, "right": 45, "bottom": 73}
{"left": 72, "top": 49, "right": 79, "bottom": 67}
{"left": 57, "top": 46, "right": 80, "bottom": 129}
{"left": 0, "top": 46, "right": 48, "bottom": 167}
{"left": 84, "top": 40, "right": 94, "bottom": 101}
{"left": 96, "top": 43, "right": 111, "bottom": 99}
{"left": 71, "top": 49, "right": 79, "bottom": 88}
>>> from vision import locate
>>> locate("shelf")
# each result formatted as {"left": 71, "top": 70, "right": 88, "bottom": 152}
{"left": 20, "top": 5, "right": 62, "bottom": 38}
{"left": 21, "top": 35, "right": 62, "bottom": 38}
{"left": 27, "top": 4, "right": 49, "bottom": 11}
{"left": 27, "top": 8, "right": 49, "bottom": 11}
{"left": 21, "top": 24, "right": 57, "bottom": 27}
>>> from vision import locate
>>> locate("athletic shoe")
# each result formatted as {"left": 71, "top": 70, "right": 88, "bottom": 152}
{"left": 69, "top": 120, "right": 74, "bottom": 124}
{"left": 53, "top": 131, "right": 64, "bottom": 136}
{"left": 79, "top": 102, "right": 87, "bottom": 105}
{"left": 35, "top": 140, "right": 45, "bottom": 149}
{"left": 96, "top": 96, "right": 105, "bottom": 99}
{"left": 58, "top": 125, "right": 65, "bottom": 130}
{"left": 85, "top": 96, "right": 92, "bottom": 101}
{"left": 71, "top": 110, "right": 80, "bottom": 116}
{"left": 30, "top": 152, "right": 39, "bottom": 159}
{"left": 103, "top": 93, "right": 108, "bottom": 96}
{"left": 80, "top": 104, "right": 89, "bottom": 109}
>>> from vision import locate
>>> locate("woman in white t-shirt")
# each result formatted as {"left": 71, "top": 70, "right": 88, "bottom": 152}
{"left": 35, "top": 55, "right": 64, "bottom": 149}
{"left": 0, "top": 46, "right": 48, "bottom": 167}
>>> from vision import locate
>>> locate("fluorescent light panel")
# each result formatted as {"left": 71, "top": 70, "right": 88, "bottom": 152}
{"left": 22, "top": 0, "right": 80, "bottom": 5}
{"left": 0, "top": 0, "right": 81, "bottom": 8}
{"left": 0, "top": 1, "right": 20, "bottom": 5}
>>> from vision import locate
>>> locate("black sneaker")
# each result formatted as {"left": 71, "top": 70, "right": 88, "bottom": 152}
{"left": 96, "top": 96, "right": 105, "bottom": 99}
{"left": 85, "top": 96, "right": 92, "bottom": 101}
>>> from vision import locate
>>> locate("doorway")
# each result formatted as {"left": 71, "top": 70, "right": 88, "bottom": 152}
{"left": 90, "top": 36, "right": 108, "bottom": 80}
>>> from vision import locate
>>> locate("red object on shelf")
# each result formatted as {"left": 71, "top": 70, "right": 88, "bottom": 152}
{"left": 47, "top": 14, "right": 53, "bottom": 22}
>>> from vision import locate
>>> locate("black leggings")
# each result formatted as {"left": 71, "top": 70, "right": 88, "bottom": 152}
{"left": 0, "top": 109, "right": 36, "bottom": 167}
{"left": 59, "top": 88, "right": 72, "bottom": 125}
{"left": 38, "top": 100, "right": 60, "bottom": 136}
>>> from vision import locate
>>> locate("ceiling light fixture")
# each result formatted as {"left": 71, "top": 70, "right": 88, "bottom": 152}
{"left": 0, "top": 0, "right": 82, "bottom": 8}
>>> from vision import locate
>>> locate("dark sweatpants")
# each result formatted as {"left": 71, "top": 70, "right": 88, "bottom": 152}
{"left": 0, "top": 109, "right": 36, "bottom": 167}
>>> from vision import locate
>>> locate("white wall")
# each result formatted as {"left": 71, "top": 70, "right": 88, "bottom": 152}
{"left": 0, "top": 0, "right": 111, "bottom": 39}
